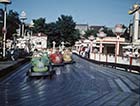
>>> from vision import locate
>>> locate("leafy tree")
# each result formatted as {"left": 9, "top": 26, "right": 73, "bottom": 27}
{"left": 0, "top": 9, "right": 21, "bottom": 40}
{"left": 0, "top": 9, "right": 3, "bottom": 41}
{"left": 72, "top": 29, "right": 81, "bottom": 41}
{"left": 46, "top": 22, "right": 58, "bottom": 36}
{"left": 84, "top": 29, "right": 98, "bottom": 38}
{"left": 121, "top": 25, "right": 130, "bottom": 41}
{"left": 67, "top": 29, "right": 80, "bottom": 46}
{"left": 7, "top": 10, "right": 21, "bottom": 39}
{"left": 56, "top": 15, "right": 76, "bottom": 45}
{"left": 45, "top": 22, "right": 61, "bottom": 47}
{"left": 104, "top": 25, "right": 130, "bottom": 40}
{"left": 32, "top": 18, "right": 46, "bottom": 33}
{"left": 32, "top": 15, "right": 80, "bottom": 47}
{"left": 103, "top": 27, "right": 115, "bottom": 37}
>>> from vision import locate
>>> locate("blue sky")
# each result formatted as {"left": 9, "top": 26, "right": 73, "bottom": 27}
{"left": 0, "top": 0, "right": 138, "bottom": 27}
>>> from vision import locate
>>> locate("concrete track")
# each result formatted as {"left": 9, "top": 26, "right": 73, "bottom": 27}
{"left": 0, "top": 55, "right": 139, "bottom": 106}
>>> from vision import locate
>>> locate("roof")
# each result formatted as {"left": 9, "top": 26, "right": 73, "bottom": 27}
{"left": 90, "top": 25, "right": 105, "bottom": 30}
{"left": 76, "top": 24, "right": 88, "bottom": 26}
{"left": 32, "top": 33, "right": 47, "bottom": 37}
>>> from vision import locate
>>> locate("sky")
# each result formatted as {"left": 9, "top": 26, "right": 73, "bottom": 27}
{"left": 0, "top": 0, "right": 139, "bottom": 27}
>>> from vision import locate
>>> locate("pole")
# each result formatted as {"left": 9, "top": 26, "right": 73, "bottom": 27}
{"left": 53, "top": 41, "right": 56, "bottom": 53}
{"left": 90, "top": 40, "right": 93, "bottom": 53}
{"left": 99, "top": 39, "right": 102, "bottom": 61}
{"left": 115, "top": 35, "right": 120, "bottom": 63}
{"left": 129, "top": 56, "right": 132, "bottom": 72}
{"left": 133, "top": 10, "right": 139, "bottom": 42}
{"left": 129, "top": 56, "right": 132, "bottom": 65}
{"left": 46, "top": 36, "right": 48, "bottom": 49}
{"left": 22, "top": 22, "right": 24, "bottom": 37}
{"left": 116, "top": 36, "right": 120, "bottom": 55}
{"left": 106, "top": 53, "right": 108, "bottom": 63}
{"left": 94, "top": 53, "right": 96, "bottom": 60}
{"left": 3, "top": 4, "right": 7, "bottom": 58}
{"left": 115, "top": 41, "right": 117, "bottom": 63}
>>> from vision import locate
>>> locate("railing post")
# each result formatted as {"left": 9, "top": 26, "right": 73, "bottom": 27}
{"left": 106, "top": 54, "right": 108, "bottom": 64}
{"left": 94, "top": 53, "right": 96, "bottom": 60}
{"left": 129, "top": 56, "right": 133, "bottom": 72}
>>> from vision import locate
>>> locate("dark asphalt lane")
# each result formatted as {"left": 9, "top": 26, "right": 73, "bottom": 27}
{"left": 0, "top": 55, "right": 139, "bottom": 106}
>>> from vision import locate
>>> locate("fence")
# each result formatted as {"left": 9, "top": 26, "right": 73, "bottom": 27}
{"left": 90, "top": 53, "right": 140, "bottom": 66}
{"left": 72, "top": 50, "right": 140, "bottom": 73}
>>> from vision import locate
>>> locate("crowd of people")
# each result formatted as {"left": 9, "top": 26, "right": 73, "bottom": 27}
{"left": 79, "top": 45, "right": 90, "bottom": 58}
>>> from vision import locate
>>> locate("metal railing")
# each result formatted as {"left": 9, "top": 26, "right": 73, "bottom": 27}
{"left": 73, "top": 51, "right": 140, "bottom": 73}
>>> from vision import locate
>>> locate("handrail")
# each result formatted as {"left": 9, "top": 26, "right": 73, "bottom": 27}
{"left": 73, "top": 53, "right": 140, "bottom": 74}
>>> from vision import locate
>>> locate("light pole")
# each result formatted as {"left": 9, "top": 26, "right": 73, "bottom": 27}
{"left": 0, "top": 0, "right": 11, "bottom": 58}
{"left": 78, "top": 40, "right": 82, "bottom": 54}
{"left": 88, "top": 35, "right": 94, "bottom": 53}
{"left": 112, "top": 24, "right": 125, "bottom": 63}
{"left": 28, "top": 20, "right": 34, "bottom": 52}
{"left": 20, "top": 11, "right": 27, "bottom": 37}
{"left": 97, "top": 31, "right": 106, "bottom": 61}
{"left": 61, "top": 41, "right": 65, "bottom": 50}
{"left": 52, "top": 41, "right": 56, "bottom": 53}
{"left": 29, "top": 20, "right": 34, "bottom": 37}
{"left": 128, "top": 4, "right": 140, "bottom": 43}
{"left": 88, "top": 35, "right": 94, "bottom": 59}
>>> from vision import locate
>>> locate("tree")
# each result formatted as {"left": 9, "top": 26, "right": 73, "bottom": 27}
{"left": 0, "top": 9, "right": 3, "bottom": 41}
{"left": 45, "top": 22, "right": 60, "bottom": 47}
{"left": 56, "top": 15, "right": 76, "bottom": 45}
{"left": 32, "top": 18, "right": 46, "bottom": 33}
{"left": 6, "top": 10, "right": 21, "bottom": 39}
{"left": 103, "top": 27, "right": 115, "bottom": 37}
{"left": 121, "top": 25, "right": 130, "bottom": 41}
{"left": 0, "top": 9, "right": 21, "bottom": 40}
{"left": 84, "top": 29, "right": 98, "bottom": 38}
{"left": 32, "top": 15, "right": 79, "bottom": 47}
{"left": 67, "top": 29, "right": 80, "bottom": 46}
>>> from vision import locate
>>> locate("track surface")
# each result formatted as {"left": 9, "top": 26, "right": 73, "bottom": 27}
{"left": 0, "top": 55, "right": 140, "bottom": 106}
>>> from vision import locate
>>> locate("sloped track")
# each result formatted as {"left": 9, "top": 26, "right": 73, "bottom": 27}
{"left": 0, "top": 55, "right": 139, "bottom": 106}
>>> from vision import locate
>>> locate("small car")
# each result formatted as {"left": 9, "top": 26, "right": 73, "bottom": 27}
{"left": 27, "top": 51, "right": 54, "bottom": 78}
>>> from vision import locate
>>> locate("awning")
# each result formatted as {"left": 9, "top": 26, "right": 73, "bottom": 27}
{"left": 122, "top": 45, "right": 133, "bottom": 49}
{"left": 122, "top": 45, "right": 140, "bottom": 50}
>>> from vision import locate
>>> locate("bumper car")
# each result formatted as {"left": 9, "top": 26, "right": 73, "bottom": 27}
{"left": 27, "top": 52, "right": 54, "bottom": 78}
{"left": 63, "top": 55, "right": 75, "bottom": 64}
{"left": 50, "top": 53, "right": 64, "bottom": 67}
{"left": 63, "top": 50, "right": 75, "bottom": 65}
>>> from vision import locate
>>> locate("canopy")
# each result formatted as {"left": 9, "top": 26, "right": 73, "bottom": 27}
{"left": 122, "top": 45, "right": 133, "bottom": 49}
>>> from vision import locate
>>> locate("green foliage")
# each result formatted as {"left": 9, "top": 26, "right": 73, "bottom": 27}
{"left": 104, "top": 27, "right": 115, "bottom": 37}
{"left": 7, "top": 10, "right": 21, "bottom": 39}
{"left": 33, "top": 15, "right": 79, "bottom": 47}
{"left": 46, "top": 22, "right": 61, "bottom": 47}
{"left": 32, "top": 18, "right": 46, "bottom": 33}
{"left": 121, "top": 25, "right": 129, "bottom": 40}
{"left": 84, "top": 29, "right": 98, "bottom": 38}
{"left": 56, "top": 15, "right": 77, "bottom": 45}
{"left": 0, "top": 9, "right": 21, "bottom": 40}
{"left": 84, "top": 26, "right": 117, "bottom": 38}
{"left": 0, "top": 9, "right": 3, "bottom": 41}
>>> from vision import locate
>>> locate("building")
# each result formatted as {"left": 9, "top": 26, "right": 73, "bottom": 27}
{"left": 75, "top": 24, "right": 88, "bottom": 35}
{"left": 75, "top": 36, "right": 127, "bottom": 56}
{"left": 95, "top": 37, "right": 127, "bottom": 55}
{"left": 30, "top": 33, "right": 48, "bottom": 51}
{"left": 89, "top": 25, "right": 105, "bottom": 31}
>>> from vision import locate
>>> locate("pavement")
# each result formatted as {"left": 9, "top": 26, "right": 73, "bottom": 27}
{"left": 0, "top": 54, "right": 139, "bottom": 106}
{"left": 0, "top": 58, "right": 30, "bottom": 78}
{"left": 0, "top": 60, "right": 20, "bottom": 71}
